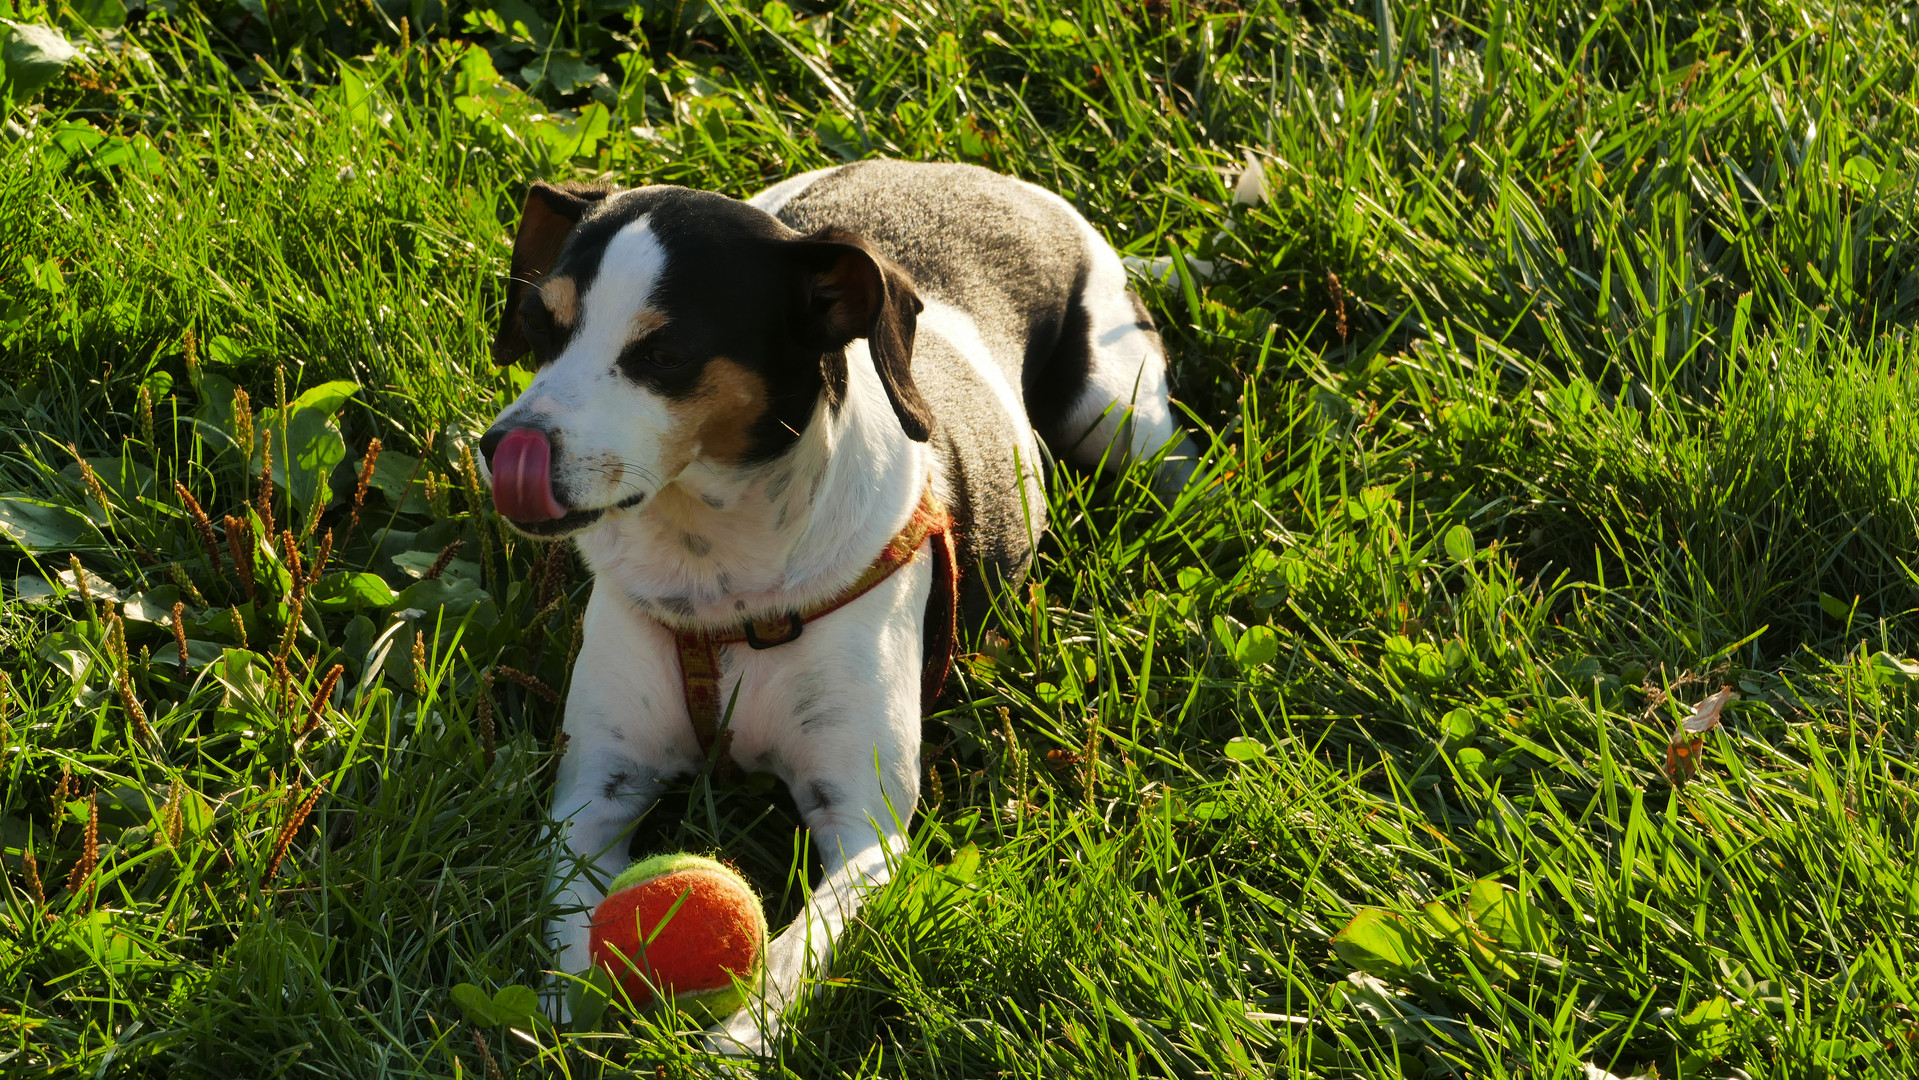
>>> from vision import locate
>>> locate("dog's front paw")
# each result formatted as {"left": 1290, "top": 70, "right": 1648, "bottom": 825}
{"left": 703, "top": 1007, "right": 774, "bottom": 1059}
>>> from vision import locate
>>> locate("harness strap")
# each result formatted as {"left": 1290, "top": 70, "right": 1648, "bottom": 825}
{"left": 673, "top": 486, "right": 959, "bottom": 760}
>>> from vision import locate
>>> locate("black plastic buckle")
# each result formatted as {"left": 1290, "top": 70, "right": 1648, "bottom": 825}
{"left": 743, "top": 612, "right": 805, "bottom": 649}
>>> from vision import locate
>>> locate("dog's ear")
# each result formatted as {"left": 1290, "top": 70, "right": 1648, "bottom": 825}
{"left": 491, "top": 182, "right": 611, "bottom": 365}
{"left": 791, "top": 227, "right": 932, "bottom": 442}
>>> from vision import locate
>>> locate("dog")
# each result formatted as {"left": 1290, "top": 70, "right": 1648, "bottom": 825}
{"left": 477, "top": 160, "right": 1197, "bottom": 1055}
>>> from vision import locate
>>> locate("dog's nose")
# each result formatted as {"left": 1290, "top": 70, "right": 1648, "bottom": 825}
{"left": 477, "top": 427, "right": 506, "bottom": 469}
{"left": 487, "top": 427, "right": 567, "bottom": 522}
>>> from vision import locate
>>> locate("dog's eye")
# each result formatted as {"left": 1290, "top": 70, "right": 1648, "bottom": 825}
{"left": 521, "top": 300, "right": 553, "bottom": 340}
{"left": 646, "top": 347, "right": 688, "bottom": 370}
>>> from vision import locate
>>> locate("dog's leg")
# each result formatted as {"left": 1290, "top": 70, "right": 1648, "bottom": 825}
{"left": 707, "top": 783, "right": 913, "bottom": 1056}
{"left": 542, "top": 593, "right": 702, "bottom": 1020}
{"left": 543, "top": 757, "right": 671, "bottom": 1020}
{"left": 1054, "top": 227, "right": 1202, "bottom": 495}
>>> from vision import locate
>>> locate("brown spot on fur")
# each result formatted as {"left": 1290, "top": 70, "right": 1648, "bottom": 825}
{"left": 628, "top": 308, "right": 668, "bottom": 343}
{"left": 666, "top": 359, "right": 768, "bottom": 469}
{"left": 542, "top": 276, "right": 579, "bottom": 327}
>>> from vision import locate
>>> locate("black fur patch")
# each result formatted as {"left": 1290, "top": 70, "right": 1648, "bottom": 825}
{"left": 765, "top": 466, "right": 793, "bottom": 501}
{"left": 524, "top": 186, "right": 928, "bottom": 462}
{"left": 801, "top": 780, "right": 840, "bottom": 815}
{"left": 601, "top": 771, "right": 630, "bottom": 799}
{"left": 1023, "top": 265, "right": 1096, "bottom": 449}
{"left": 641, "top": 594, "right": 695, "bottom": 617}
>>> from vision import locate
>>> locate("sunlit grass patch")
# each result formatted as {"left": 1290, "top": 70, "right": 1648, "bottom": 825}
{"left": 4, "top": 1, "right": 1919, "bottom": 1077}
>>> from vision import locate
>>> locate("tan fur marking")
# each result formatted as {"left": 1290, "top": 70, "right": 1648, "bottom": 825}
{"left": 665, "top": 359, "right": 769, "bottom": 471}
{"left": 541, "top": 276, "right": 579, "bottom": 327}
{"left": 628, "top": 308, "right": 669, "bottom": 343}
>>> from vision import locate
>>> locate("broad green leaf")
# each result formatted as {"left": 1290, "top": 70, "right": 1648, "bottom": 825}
{"left": 488, "top": 0, "right": 552, "bottom": 46}
{"left": 0, "top": 497, "right": 100, "bottom": 551}
{"left": 66, "top": 0, "right": 129, "bottom": 29}
{"left": 566, "top": 966, "right": 615, "bottom": 1032}
{"left": 152, "top": 783, "right": 213, "bottom": 838}
{"left": 1453, "top": 746, "right": 1489, "bottom": 779}
{"left": 337, "top": 64, "right": 394, "bottom": 130}
{"left": 1442, "top": 523, "right": 1476, "bottom": 563}
{"left": 1424, "top": 900, "right": 1510, "bottom": 975}
{"left": 1842, "top": 155, "right": 1881, "bottom": 189}
{"left": 368, "top": 448, "right": 429, "bottom": 513}
{"left": 89, "top": 133, "right": 163, "bottom": 174}
{"left": 1223, "top": 736, "right": 1266, "bottom": 762}
{"left": 187, "top": 603, "right": 262, "bottom": 647}
{"left": 1234, "top": 624, "right": 1278, "bottom": 668}
{"left": 1675, "top": 995, "right": 1731, "bottom": 1034}
{"left": 942, "top": 843, "right": 981, "bottom": 883}
{"left": 174, "top": 639, "right": 228, "bottom": 670}
{"left": 393, "top": 549, "right": 481, "bottom": 583}
{"left": 533, "top": 102, "right": 610, "bottom": 160}
{"left": 1869, "top": 651, "right": 1919, "bottom": 685}
{"left": 1183, "top": 799, "right": 1229, "bottom": 822}
{"left": 1466, "top": 880, "right": 1554, "bottom": 956}
{"left": 1674, "top": 996, "right": 1736, "bottom": 1057}
{"left": 34, "top": 632, "right": 94, "bottom": 684}
{"left": 204, "top": 336, "right": 251, "bottom": 367}
{"left": 215, "top": 649, "right": 276, "bottom": 719}
{"left": 761, "top": 0, "right": 798, "bottom": 33}
{"left": 64, "top": 911, "right": 151, "bottom": 974}
{"left": 1421, "top": 901, "right": 1476, "bottom": 949}
{"left": 282, "top": 407, "right": 347, "bottom": 511}
{"left": 524, "top": 49, "right": 602, "bottom": 95}
{"left": 11, "top": 574, "right": 57, "bottom": 604}
{"left": 2, "top": 24, "right": 77, "bottom": 102}
{"left": 121, "top": 586, "right": 182, "bottom": 624}
{"left": 1331, "top": 908, "right": 1427, "bottom": 981}
{"left": 57, "top": 563, "right": 123, "bottom": 601}
{"left": 490, "top": 984, "right": 542, "bottom": 1027}
{"left": 60, "top": 458, "right": 143, "bottom": 517}
{"left": 815, "top": 113, "right": 863, "bottom": 161}
{"left": 255, "top": 383, "right": 358, "bottom": 510}
{"left": 1819, "top": 592, "right": 1852, "bottom": 620}
{"left": 455, "top": 41, "right": 505, "bottom": 92}
{"left": 342, "top": 615, "right": 378, "bottom": 675}
{"left": 43, "top": 125, "right": 106, "bottom": 174}
{"left": 1442, "top": 707, "right": 1478, "bottom": 742}
{"left": 450, "top": 982, "right": 503, "bottom": 1025}
{"left": 311, "top": 571, "right": 399, "bottom": 611}
{"left": 394, "top": 576, "right": 497, "bottom": 627}
{"left": 192, "top": 371, "right": 237, "bottom": 427}
{"left": 291, "top": 380, "right": 361, "bottom": 416}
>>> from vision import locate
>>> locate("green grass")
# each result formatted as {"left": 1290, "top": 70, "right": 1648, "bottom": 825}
{"left": 5, "top": 0, "right": 1919, "bottom": 1076}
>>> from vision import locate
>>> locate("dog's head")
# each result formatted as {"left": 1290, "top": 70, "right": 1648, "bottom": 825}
{"left": 478, "top": 182, "right": 929, "bottom": 537}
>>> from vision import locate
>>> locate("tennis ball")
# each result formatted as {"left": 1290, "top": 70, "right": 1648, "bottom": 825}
{"left": 587, "top": 853, "right": 766, "bottom": 1019}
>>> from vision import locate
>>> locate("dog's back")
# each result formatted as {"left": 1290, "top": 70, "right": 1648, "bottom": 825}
{"left": 765, "top": 161, "right": 1177, "bottom": 623}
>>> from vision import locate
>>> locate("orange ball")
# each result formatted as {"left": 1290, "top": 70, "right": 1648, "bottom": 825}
{"left": 587, "top": 854, "right": 766, "bottom": 1018}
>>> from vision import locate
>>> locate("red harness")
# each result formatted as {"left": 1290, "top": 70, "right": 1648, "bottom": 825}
{"left": 670, "top": 487, "right": 959, "bottom": 760}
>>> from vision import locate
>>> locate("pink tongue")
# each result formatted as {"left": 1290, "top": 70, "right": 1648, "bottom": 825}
{"left": 490, "top": 428, "right": 567, "bottom": 522}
